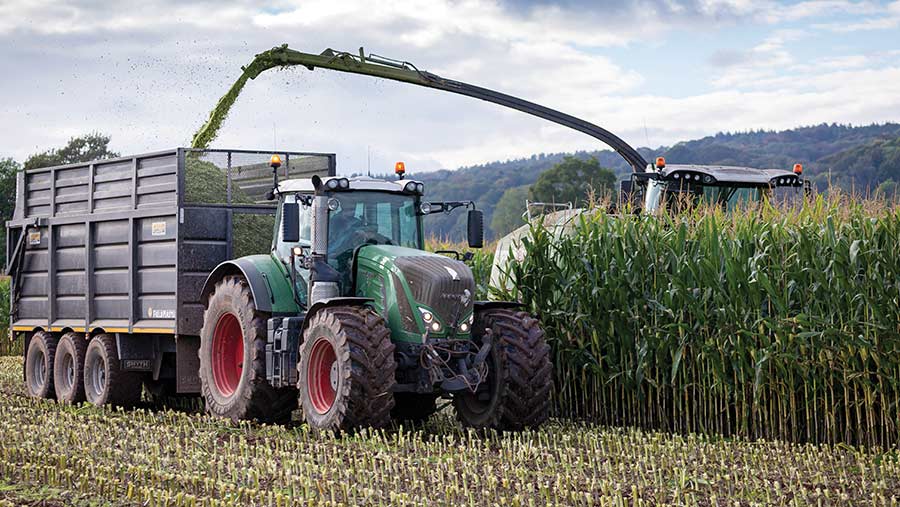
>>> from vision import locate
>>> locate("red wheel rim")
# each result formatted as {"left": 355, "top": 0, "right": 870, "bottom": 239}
{"left": 307, "top": 337, "right": 337, "bottom": 414}
{"left": 212, "top": 313, "right": 243, "bottom": 397}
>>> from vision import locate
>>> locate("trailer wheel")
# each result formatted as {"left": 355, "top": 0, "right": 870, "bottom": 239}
{"left": 25, "top": 331, "right": 58, "bottom": 399}
{"left": 199, "top": 276, "right": 296, "bottom": 423}
{"left": 84, "top": 334, "right": 142, "bottom": 407}
{"left": 454, "top": 309, "right": 552, "bottom": 431}
{"left": 392, "top": 393, "right": 438, "bottom": 425}
{"left": 53, "top": 332, "right": 88, "bottom": 404}
{"left": 298, "top": 307, "right": 396, "bottom": 431}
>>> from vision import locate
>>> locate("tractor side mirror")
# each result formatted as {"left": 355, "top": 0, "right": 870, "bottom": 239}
{"left": 282, "top": 202, "right": 300, "bottom": 242}
{"left": 467, "top": 209, "right": 484, "bottom": 249}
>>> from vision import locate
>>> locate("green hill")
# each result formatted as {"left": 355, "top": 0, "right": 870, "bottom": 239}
{"left": 812, "top": 136, "right": 900, "bottom": 194}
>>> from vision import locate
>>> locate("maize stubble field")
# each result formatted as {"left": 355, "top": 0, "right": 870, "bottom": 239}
{"left": 2, "top": 197, "right": 900, "bottom": 506}
{"left": 0, "top": 356, "right": 899, "bottom": 506}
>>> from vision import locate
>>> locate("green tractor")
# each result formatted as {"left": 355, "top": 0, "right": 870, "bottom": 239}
{"left": 199, "top": 160, "right": 551, "bottom": 430}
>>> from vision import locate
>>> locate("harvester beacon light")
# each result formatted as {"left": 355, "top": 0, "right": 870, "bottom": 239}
{"left": 793, "top": 163, "right": 803, "bottom": 175}
{"left": 269, "top": 154, "right": 282, "bottom": 168}
{"left": 395, "top": 161, "right": 406, "bottom": 179}
{"left": 655, "top": 157, "right": 666, "bottom": 169}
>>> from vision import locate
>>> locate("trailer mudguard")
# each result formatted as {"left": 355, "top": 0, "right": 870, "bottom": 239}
{"left": 200, "top": 255, "right": 301, "bottom": 315}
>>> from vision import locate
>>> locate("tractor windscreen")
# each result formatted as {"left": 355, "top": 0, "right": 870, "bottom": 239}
{"left": 326, "top": 191, "right": 421, "bottom": 277}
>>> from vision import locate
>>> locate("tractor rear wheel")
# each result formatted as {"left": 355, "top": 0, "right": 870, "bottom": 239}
{"left": 54, "top": 332, "right": 88, "bottom": 404}
{"left": 454, "top": 309, "right": 552, "bottom": 431}
{"left": 392, "top": 393, "right": 439, "bottom": 425}
{"left": 298, "top": 306, "right": 396, "bottom": 431}
{"left": 84, "top": 334, "right": 143, "bottom": 407}
{"left": 25, "top": 331, "right": 58, "bottom": 399}
{"left": 199, "top": 276, "right": 296, "bottom": 423}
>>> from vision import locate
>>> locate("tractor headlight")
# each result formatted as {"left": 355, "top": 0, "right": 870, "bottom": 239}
{"left": 327, "top": 197, "right": 340, "bottom": 211}
{"left": 458, "top": 313, "right": 473, "bottom": 333}
{"left": 404, "top": 181, "right": 418, "bottom": 194}
{"left": 431, "top": 322, "right": 442, "bottom": 332}
{"left": 415, "top": 182, "right": 425, "bottom": 194}
{"left": 673, "top": 173, "right": 680, "bottom": 180}
{"left": 419, "top": 202, "right": 432, "bottom": 214}
{"left": 326, "top": 178, "right": 339, "bottom": 190}
{"left": 418, "top": 307, "right": 434, "bottom": 323}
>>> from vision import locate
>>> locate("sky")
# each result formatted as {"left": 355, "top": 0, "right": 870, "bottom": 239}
{"left": 1, "top": 0, "right": 899, "bottom": 174}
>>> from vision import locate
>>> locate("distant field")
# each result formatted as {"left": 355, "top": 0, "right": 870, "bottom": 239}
{"left": 0, "top": 357, "right": 898, "bottom": 506}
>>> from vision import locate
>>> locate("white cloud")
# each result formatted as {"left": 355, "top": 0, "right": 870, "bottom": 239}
{"left": 0, "top": 0, "right": 898, "bottom": 173}
{"left": 813, "top": 0, "right": 900, "bottom": 31}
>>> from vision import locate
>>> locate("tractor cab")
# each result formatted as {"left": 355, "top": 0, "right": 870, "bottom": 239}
{"left": 622, "top": 158, "right": 811, "bottom": 213}
{"left": 274, "top": 175, "right": 427, "bottom": 304}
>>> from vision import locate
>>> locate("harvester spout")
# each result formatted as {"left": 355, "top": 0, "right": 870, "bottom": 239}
{"left": 193, "top": 44, "right": 648, "bottom": 171}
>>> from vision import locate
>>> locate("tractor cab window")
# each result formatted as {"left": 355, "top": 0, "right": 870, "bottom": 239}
{"left": 326, "top": 191, "right": 421, "bottom": 291}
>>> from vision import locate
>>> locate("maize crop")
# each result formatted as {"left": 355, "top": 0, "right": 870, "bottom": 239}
{"left": 496, "top": 196, "right": 900, "bottom": 446}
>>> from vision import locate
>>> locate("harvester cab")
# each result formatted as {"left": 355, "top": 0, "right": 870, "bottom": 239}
{"left": 621, "top": 157, "right": 812, "bottom": 213}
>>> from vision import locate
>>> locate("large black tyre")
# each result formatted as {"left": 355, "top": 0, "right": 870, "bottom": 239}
{"left": 392, "top": 393, "right": 439, "bottom": 424}
{"left": 199, "top": 276, "right": 296, "bottom": 423}
{"left": 454, "top": 309, "right": 552, "bottom": 431}
{"left": 54, "top": 332, "right": 88, "bottom": 404}
{"left": 84, "top": 334, "right": 143, "bottom": 408}
{"left": 25, "top": 331, "right": 58, "bottom": 399}
{"left": 298, "top": 307, "right": 396, "bottom": 431}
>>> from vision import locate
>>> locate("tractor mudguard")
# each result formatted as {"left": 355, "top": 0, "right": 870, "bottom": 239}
{"left": 474, "top": 301, "right": 524, "bottom": 312}
{"left": 200, "top": 255, "right": 301, "bottom": 315}
{"left": 301, "top": 297, "right": 374, "bottom": 334}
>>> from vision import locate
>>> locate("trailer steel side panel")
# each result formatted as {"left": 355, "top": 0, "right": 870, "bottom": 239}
{"left": 6, "top": 148, "right": 335, "bottom": 337}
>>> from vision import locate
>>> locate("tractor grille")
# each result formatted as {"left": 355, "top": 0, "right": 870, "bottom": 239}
{"left": 394, "top": 255, "right": 475, "bottom": 329}
{"left": 392, "top": 273, "right": 419, "bottom": 333}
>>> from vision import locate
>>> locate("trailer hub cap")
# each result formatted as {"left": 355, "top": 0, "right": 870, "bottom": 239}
{"left": 63, "top": 354, "right": 75, "bottom": 390}
{"left": 212, "top": 313, "right": 243, "bottom": 397}
{"left": 27, "top": 348, "right": 46, "bottom": 393}
{"left": 308, "top": 337, "right": 337, "bottom": 414}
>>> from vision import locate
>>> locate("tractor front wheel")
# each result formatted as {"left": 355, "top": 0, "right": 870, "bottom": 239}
{"left": 298, "top": 307, "right": 396, "bottom": 431}
{"left": 199, "top": 276, "right": 296, "bottom": 423}
{"left": 454, "top": 309, "right": 552, "bottom": 431}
